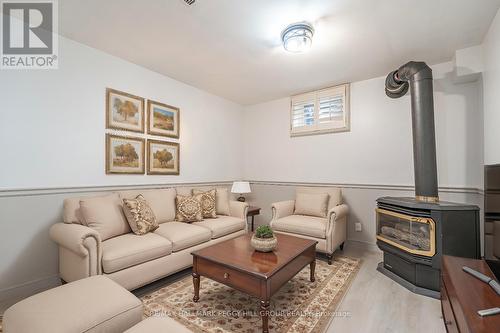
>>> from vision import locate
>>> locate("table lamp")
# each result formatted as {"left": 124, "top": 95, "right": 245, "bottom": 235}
{"left": 231, "top": 181, "right": 251, "bottom": 202}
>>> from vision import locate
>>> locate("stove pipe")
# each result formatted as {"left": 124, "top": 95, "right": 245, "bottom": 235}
{"left": 385, "top": 61, "right": 439, "bottom": 202}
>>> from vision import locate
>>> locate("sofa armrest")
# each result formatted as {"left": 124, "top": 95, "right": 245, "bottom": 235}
{"left": 327, "top": 204, "right": 349, "bottom": 222}
{"left": 325, "top": 204, "right": 349, "bottom": 253}
{"left": 50, "top": 223, "right": 101, "bottom": 257}
{"left": 229, "top": 200, "right": 249, "bottom": 220}
{"left": 271, "top": 200, "right": 295, "bottom": 220}
{"left": 50, "top": 223, "right": 102, "bottom": 280}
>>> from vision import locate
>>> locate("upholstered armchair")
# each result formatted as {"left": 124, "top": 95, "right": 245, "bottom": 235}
{"left": 270, "top": 187, "right": 348, "bottom": 264}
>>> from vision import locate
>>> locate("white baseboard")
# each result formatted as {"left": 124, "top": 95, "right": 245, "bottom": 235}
{"left": 0, "top": 275, "right": 60, "bottom": 312}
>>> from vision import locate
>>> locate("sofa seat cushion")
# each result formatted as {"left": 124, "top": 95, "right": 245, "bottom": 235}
{"left": 154, "top": 222, "right": 211, "bottom": 252}
{"left": 3, "top": 276, "right": 142, "bottom": 333}
{"left": 272, "top": 215, "right": 327, "bottom": 239}
{"left": 102, "top": 233, "right": 172, "bottom": 274}
{"left": 125, "top": 317, "right": 192, "bottom": 333}
{"left": 193, "top": 216, "right": 245, "bottom": 239}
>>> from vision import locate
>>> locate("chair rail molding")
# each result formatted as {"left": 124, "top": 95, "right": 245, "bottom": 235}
{"left": 247, "top": 180, "right": 483, "bottom": 195}
{"left": 0, "top": 181, "right": 234, "bottom": 198}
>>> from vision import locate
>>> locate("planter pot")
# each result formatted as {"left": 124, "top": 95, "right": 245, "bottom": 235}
{"left": 251, "top": 235, "right": 278, "bottom": 252}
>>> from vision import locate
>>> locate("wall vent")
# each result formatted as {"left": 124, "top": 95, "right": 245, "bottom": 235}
{"left": 183, "top": 0, "right": 196, "bottom": 5}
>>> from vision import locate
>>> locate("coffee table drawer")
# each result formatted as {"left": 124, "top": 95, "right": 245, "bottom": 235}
{"left": 196, "top": 257, "right": 261, "bottom": 297}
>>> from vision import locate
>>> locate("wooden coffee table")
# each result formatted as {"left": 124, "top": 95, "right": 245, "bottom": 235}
{"left": 191, "top": 233, "right": 317, "bottom": 333}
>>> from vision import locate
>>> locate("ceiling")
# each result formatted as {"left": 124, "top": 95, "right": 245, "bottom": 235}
{"left": 59, "top": 0, "right": 500, "bottom": 105}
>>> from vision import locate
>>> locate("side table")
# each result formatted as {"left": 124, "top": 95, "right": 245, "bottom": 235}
{"left": 247, "top": 206, "right": 261, "bottom": 232}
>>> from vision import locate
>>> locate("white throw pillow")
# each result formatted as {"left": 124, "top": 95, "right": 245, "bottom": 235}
{"left": 294, "top": 192, "right": 329, "bottom": 218}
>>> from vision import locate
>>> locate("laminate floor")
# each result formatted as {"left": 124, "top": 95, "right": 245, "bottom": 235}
{"left": 326, "top": 241, "right": 446, "bottom": 333}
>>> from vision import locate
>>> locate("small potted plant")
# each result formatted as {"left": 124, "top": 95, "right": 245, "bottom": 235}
{"left": 251, "top": 225, "right": 278, "bottom": 252}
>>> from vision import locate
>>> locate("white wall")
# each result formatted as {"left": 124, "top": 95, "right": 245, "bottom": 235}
{"left": 0, "top": 35, "right": 244, "bottom": 309}
{"left": 242, "top": 61, "right": 484, "bottom": 247}
{"left": 0, "top": 36, "right": 244, "bottom": 190}
{"left": 243, "top": 62, "right": 483, "bottom": 189}
{"left": 482, "top": 8, "right": 500, "bottom": 165}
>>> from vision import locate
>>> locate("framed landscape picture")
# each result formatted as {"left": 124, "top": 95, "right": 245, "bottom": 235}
{"left": 106, "top": 88, "right": 145, "bottom": 133}
{"left": 147, "top": 100, "right": 180, "bottom": 138}
{"left": 147, "top": 139, "right": 180, "bottom": 175}
{"left": 106, "top": 134, "right": 145, "bottom": 174}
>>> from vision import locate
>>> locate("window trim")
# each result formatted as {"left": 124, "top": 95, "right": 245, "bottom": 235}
{"left": 290, "top": 83, "right": 350, "bottom": 137}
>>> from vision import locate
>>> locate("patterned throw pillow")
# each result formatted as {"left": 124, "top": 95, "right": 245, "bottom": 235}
{"left": 176, "top": 194, "right": 203, "bottom": 222}
{"left": 122, "top": 195, "right": 159, "bottom": 235}
{"left": 192, "top": 189, "right": 217, "bottom": 218}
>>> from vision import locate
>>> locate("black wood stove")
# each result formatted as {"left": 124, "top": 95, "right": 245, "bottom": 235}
{"left": 376, "top": 62, "right": 480, "bottom": 298}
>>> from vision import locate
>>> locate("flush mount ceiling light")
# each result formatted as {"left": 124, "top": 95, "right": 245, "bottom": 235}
{"left": 281, "top": 22, "right": 314, "bottom": 53}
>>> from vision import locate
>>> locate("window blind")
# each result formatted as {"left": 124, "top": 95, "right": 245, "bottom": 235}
{"left": 290, "top": 84, "right": 349, "bottom": 136}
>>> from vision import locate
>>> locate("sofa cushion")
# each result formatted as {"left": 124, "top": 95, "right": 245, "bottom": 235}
{"left": 296, "top": 186, "right": 342, "bottom": 210}
{"left": 154, "top": 222, "right": 211, "bottom": 252}
{"left": 63, "top": 196, "right": 85, "bottom": 224}
{"left": 3, "top": 276, "right": 142, "bottom": 333}
{"left": 79, "top": 193, "right": 130, "bottom": 241}
{"left": 294, "top": 192, "right": 329, "bottom": 218}
{"left": 102, "top": 233, "right": 172, "bottom": 273}
{"left": 122, "top": 195, "right": 159, "bottom": 235}
{"left": 175, "top": 194, "right": 203, "bottom": 222}
{"left": 63, "top": 194, "right": 111, "bottom": 224}
{"left": 192, "top": 189, "right": 217, "bottom": 218}
{"left": 175, "top": 187, "right": 192, "bottom": 196}
{"left": 215, "top": 187, "right": 230, "bottom": 216}
{"left": 119, "top": 188, "right": 177, "bottom": 223}
{"left": 272, "top": 215, "right": 327, "bottom": 239}
{"left": 193, "top": 216, "right": 245, "bottom": 238}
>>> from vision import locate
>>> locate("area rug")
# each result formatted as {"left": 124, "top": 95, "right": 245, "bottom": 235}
{"left": 141, "top": 256, "right": 361, "bottom": 333}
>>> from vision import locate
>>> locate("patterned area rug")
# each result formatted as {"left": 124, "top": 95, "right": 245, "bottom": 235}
{"left": 141, "top": 256, "right": 361, "bottom": 333}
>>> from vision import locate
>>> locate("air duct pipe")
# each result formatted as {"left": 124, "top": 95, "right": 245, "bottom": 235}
{"left": 385, "top": 61, "right": 439, "bottom": 202}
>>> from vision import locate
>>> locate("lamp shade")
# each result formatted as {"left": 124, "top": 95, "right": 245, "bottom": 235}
{"left": 231, "top": 181, "right": 251, "bottom": 194}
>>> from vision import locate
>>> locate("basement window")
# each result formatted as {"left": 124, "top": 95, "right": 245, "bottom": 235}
{"left": 290, "top": 84, "right": 350, "bottom": 136}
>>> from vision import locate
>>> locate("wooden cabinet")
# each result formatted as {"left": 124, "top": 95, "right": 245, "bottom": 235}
{"left": 441, "top": 255, "right": 500, "bottom": 333}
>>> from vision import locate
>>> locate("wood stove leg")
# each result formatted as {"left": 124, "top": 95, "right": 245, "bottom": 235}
{"left": 260, "top": 299, "right": 270, "bottom": 333}
{"left": 192, "top": 272, "right": 200, "bottom": 302}
{"left": 340, "top": 242, "right": 345, "bottom": 251}
{"left": 327, "top": 253, "right": 333, "bottom": 265}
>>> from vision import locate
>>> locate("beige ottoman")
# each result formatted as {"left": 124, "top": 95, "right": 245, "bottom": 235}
{"left": 125, "top": 317, "right": 192, "bottom": 333}
{"left": 3, "top": 276, "right": 142, "bottom": 333}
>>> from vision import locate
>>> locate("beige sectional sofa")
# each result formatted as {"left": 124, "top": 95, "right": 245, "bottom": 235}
{"left": 50, "top": 187, "right": 248, "bottom": 290}
{"left": 270, "top": 186, "right": 348, "bottom": 264}
{"left": 3, "top": 274, "right": 192, "bottom": 333}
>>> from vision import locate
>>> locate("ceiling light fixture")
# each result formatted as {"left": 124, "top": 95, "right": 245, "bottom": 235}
{"left": 281, "top": 22, "right": 314, "bottom": 53}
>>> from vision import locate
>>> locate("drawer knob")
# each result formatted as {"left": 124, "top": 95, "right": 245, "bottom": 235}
{"left": 444, "top": 320, "right": 453, "bottom": 326}
{"left": 224, "top": 273, "right": 229, "bottom": 279}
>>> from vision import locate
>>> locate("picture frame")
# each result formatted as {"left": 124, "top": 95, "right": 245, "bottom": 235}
{"left": 106, "top": 88, "right": 145, "bottom": 133}
{"left": 147, "top": 100, "right": 180, "bottom": 138}
{"left": 147, "top": 139, "right": 180, "bottom": 175}
{"left": 106, "top": 134, "right": 145, "bottom": 174}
